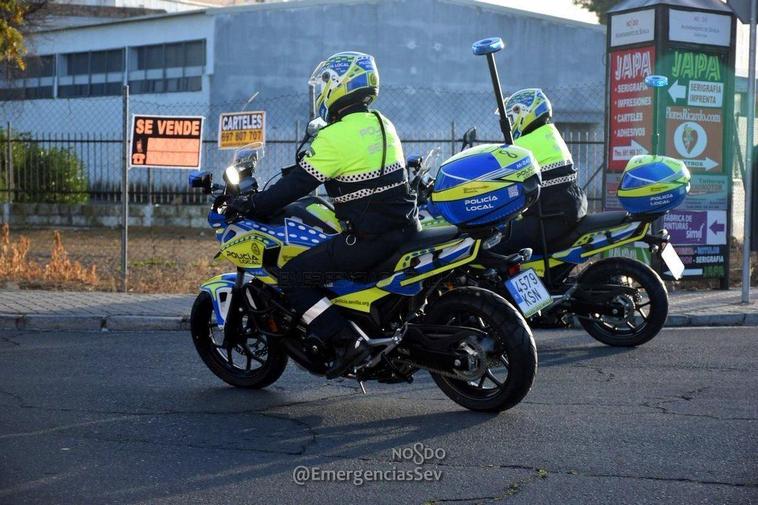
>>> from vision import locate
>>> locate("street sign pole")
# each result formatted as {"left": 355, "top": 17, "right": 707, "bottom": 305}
{"left": 742, "top": 0, "right": 756, "bottom": 304}
{"left": 121, "top": 84, "right": 129, "bottom": 293}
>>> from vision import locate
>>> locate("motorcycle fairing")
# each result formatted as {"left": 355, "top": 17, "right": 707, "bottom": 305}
{"left": 327, "top": 237, "right": 479, "bottom": 312}
{"left": 521, "top": 222, "right": 650, "bottom": 276}
{"left": 200, "top": 273, "right": 236, "bottom": 328}
{"left": 209, "top": 215, "right": 482, "bottom": 317}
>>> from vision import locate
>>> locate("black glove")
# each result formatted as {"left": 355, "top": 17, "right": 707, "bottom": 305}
{"left": 227, "top": 194, "right": 257, "bottom": 219}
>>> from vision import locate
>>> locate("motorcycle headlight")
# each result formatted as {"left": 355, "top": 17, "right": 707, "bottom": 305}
{"left": 225, "top": 165, "right": 240, "bottom": 186}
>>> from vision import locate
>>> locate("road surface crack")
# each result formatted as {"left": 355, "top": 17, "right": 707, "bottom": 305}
{"left": 424, "top": 468, "right": 549, "bottom": 504}
{"left": 0, "top": 335, "right": 21, "bottom": 346}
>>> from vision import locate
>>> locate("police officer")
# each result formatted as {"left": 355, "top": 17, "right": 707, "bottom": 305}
{"left": 235, "top": 52, "right": 419, "bottom": 379}
{"left": 494, "top": 88, "right": 588, "bottom": 253}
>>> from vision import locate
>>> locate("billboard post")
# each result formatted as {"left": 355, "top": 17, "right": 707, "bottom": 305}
{"left": 742, "top": 0, "right": 756, "bottom": 303}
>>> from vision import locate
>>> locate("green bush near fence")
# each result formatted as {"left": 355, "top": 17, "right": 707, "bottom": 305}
{"left": 0, "top": 128, "right": 89, "bottom": 204}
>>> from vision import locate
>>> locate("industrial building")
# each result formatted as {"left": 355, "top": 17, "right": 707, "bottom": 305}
{"left": 0, "top": 0, "right": 607, "bottom": 190}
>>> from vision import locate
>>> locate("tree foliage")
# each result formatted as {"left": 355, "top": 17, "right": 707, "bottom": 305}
{"left": 1, "top": 0, "right": 44, "bottom": 70}
{"left": 1, "top": 128, "right": 89, "bottom": 204}
{"left": 573, "top": 0, "right": 624, "bottom": 24}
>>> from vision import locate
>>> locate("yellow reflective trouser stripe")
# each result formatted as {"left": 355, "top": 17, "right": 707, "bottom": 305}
{"left": 302, "top": 297, "right": 332, "bottom": 324}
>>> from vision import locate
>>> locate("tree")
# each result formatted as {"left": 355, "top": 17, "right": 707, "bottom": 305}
{"left": 1, "top": 0, "right": 45, "bottom": 70}
{"left": 573, "top": 0, "right": 624, "bottom": 24}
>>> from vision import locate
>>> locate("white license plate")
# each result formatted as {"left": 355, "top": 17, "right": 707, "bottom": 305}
{"left": 504, "top": 269, "right": 553, "bottom": 318}
{"left": 661, "top": 243, "right": 685, "bottom": 280}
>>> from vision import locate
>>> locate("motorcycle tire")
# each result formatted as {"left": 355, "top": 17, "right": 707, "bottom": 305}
{"left": 190, "top": 291, "right": 288, "bottom": 388}
{"left": 577, "top": 257, "right": 668, "bottom": 347}
{"left": 426, "top": 287, "right": 537, "bottom": 412}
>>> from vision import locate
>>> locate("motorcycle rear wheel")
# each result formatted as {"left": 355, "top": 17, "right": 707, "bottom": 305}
{"left": 577, "top": 257, "right": 668, "bottom": 347}
{"left": 427, "top": 287, "right": 537, "bottom": 412}
{"left": 190, "top": 292, "right": 288, "bottom": 388}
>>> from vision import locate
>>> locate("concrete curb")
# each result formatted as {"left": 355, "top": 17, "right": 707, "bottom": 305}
{"left": 0, "top": 313, "right": 190, "bottom": 332}
{"left": 1, "top": 312, "right": 757, "bottom": 331}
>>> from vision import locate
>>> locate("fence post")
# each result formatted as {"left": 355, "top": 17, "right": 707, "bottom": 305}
{"left": 6, "top": 121, "right": 13, "bottom": 204}
{"left": 450, "top": 120, "right": 456, "bottom": 158}
{"left": 3, "top": 121, "right": 12, "bottom": 224}
{"left": 742, "top": 0, "right": 756, "bottom": 303}
{"left": 145, "top": 167, "right": 153, "bottom": 227}
{"left": 121, "top": 85, "right": 129, "bottom": 293}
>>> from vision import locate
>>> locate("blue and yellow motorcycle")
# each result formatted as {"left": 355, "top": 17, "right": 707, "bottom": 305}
{"left": 187, "top": 38, "right": 549, "bottom": 412}
{"left": 415, "top": 153, "right": 688, "bottom": 347}
{"left": 405, "top": 43, "right": 690, "bottom": 348}
{"left": 188, "top": 137, "right": 541, "bottom": 412}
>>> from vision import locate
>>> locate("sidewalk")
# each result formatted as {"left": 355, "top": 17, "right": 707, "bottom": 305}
{"left": 0, "top": 288, "right": 757, "bottom": 332}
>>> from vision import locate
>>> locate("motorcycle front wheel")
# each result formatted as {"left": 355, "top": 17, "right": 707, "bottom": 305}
{"left": 426, "top": 287, "right": 537, "bottom": 412}
{"left": 190, "top": 292, "right": 288, "bottom": 388}
{"left": 577, "top": 257, "right": 668, "bottom": 347}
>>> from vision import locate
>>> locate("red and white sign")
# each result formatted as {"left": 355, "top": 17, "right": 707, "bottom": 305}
{"left": 608, "top": 46, "right": 656, "bottom": 172}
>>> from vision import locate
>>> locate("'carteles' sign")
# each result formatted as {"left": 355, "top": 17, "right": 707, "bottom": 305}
{"left": 218, "top": 111, "right": 266, "bottom": 150}
{"left": 130, "top": 115, "right": 204, "bottom": 169}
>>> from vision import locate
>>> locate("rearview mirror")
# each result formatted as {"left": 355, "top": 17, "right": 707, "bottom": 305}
{"left": 461, "top": 127, "right": 477, "bottom": 151}
{"left": 407, "top": 155, "right": 423, "bottom": 173}
{"left": 306, "top": 117, "right": 327, "bottom": 137}
{"left": 188, "top": 171, "right": 212, "bottom": 194}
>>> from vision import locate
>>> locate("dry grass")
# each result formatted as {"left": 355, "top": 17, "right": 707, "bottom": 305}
{"left": 2, "top": 224, "right": 755, "bottom": 293}
{"left": 0, "top": 225, "right": 220, "bottom": 293}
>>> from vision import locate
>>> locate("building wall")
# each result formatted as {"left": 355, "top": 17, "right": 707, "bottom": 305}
{"left": 2, "top": 0, "right": 606, "bottom": 191}
{"left": 4, "top": 12, "right": 215, "bottom": 135}
{"left": 209, "top": 0, "right": 606, "bottom": 139}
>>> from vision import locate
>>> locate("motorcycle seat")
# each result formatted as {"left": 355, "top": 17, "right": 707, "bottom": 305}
{"left": 573, "top": 211, "right": 630, "bottom": 236}
{"left": 532, "top": 211, "right": 631, "bottom": 254}
{"left": 360, "top": 226, "right": 461, "bottom": 280}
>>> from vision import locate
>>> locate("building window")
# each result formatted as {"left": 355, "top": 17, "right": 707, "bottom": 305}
{"left": 57, "top": 48, "right": 125, "bottom": 98}
{"left": 129, "top": 40, "right": 205, "bottom": 94}
{"left": 0, "top": 55, "right": 55, "bottom": 100}
{"left": 0, "top": 40, "right": 206, "bottom": 102}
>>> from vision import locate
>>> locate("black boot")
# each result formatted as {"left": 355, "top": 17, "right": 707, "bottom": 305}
{"left": 325, "top": 325, "right": 371, "bottom": 379}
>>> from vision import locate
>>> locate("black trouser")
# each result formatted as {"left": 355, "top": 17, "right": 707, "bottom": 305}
{"left": 494, "top": 213, "right": 570, "bottom": 255}
{"left": 494, "top": 182, "right": 587, "bottom": 256}
{"left": 278, "top": 227, "right": 418, "bottom": 340}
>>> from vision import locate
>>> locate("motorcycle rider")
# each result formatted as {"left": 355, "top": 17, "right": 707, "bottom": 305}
{"left": 232, "top": 51, "right": 420, "bottom": 379}
{"left": 494, "top": 88, "right": 588, "bottom": 253}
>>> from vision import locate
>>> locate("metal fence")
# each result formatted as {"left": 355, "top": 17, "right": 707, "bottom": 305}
{"left": 0, "top": 84, "right": 606, "bottom": 210}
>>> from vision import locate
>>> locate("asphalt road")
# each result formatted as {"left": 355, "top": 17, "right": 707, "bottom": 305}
{"left": 0, "top": 327, "right": 756, "bottom": 505}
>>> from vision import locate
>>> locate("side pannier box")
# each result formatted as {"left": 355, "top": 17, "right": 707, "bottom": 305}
{"left": 617, "top": 155, "right": 690, "bottom": 214}
{"left": 431, "top": 144, "right": 540, "bottom": 226}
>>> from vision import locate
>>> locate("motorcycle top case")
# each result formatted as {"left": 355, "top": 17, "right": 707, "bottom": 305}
{"left": 617, "top": 155, "right": 691, "bottom": 214}
{"left": 431, "top": 144, "right": 540, "bottom": 226}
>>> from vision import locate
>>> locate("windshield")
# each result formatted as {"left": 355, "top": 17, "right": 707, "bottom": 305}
{"left": 232, "top": 142, "right": 265, "bottom": 170}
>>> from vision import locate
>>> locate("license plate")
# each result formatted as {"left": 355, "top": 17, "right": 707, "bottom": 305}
{"left": 661, "top": 243, "right": 685, "bottom": 280}
{"left": 504, "top": 269, "right": 553, "bottom": 318}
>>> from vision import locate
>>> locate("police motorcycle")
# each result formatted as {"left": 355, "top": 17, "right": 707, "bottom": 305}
{"left": 186, "top": 47, "right": 549, "bottom": 412}
{"left": 409, "top": 53, "right": 690, "bottom": 347}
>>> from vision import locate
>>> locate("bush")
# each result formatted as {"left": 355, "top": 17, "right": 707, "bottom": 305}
{"left": 0, "top": 128, "right": 89, "bottom": 204}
